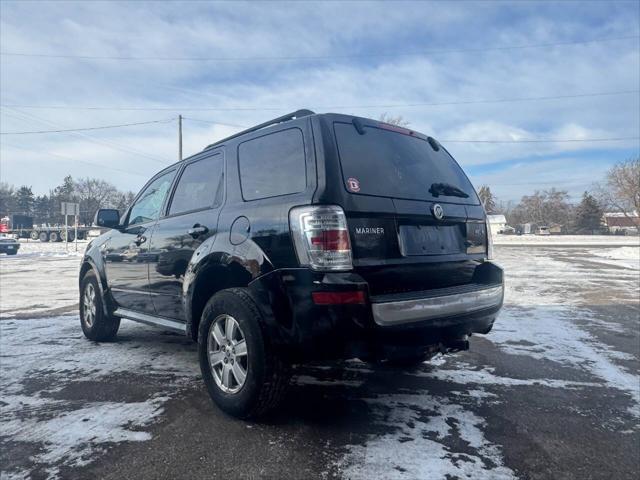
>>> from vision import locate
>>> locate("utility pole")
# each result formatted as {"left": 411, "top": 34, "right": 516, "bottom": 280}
{"left": 178, "top": 114, "right": 183, "bottom": 161}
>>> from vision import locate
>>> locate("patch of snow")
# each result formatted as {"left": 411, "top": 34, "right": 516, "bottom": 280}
{"left": 0, "top": 316, "right": 199, "bottom": 479}
{"left": 493, "top": 235, "right": 639, "bottom": 247}
{"left": 2, "top": 397, "right": 168, "bottom": 469}
{"left": 337, "top": 394, "right": 516, "bottom": 480}
{"left": 0, "top": 241, "right": 86, "bottom": 318}
{"left": 587, "top": 246, "right": 640, "bottom": 270}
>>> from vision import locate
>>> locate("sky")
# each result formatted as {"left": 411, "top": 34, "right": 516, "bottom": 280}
{"left": 0, "top": 0, "right": 639, "bottom": 203}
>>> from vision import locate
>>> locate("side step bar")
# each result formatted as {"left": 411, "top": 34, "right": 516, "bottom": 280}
{"left": 114, "top": 308, "right": 187, "bottom": 334}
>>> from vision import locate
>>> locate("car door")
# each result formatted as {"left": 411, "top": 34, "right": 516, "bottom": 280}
{"left": 104, "top": 168, "right": 177, "bottom": 313}
{"left": 147, "top": 152, "right": 224, "bottom": 320}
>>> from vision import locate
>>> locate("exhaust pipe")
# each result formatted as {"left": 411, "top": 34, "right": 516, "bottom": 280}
{"left": 440, "top": 336, "right": 470, "bottom": 354}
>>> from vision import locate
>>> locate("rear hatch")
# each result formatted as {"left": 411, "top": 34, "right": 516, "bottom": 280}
{"left": 329, "top": 118, "right": 488, "bottom": 295}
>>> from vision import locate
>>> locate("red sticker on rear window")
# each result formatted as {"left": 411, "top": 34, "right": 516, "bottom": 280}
{"left": 347, "top": 177, "right": 361, "bottom": 192}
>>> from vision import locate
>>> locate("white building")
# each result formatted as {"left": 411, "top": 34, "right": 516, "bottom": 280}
{"left": 487, "top": 214, "right": 507, "bottom": 235}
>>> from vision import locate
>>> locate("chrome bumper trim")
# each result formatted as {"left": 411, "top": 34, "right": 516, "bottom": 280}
{"left": 371, "top": 285, "right": 503, "bottom": 327}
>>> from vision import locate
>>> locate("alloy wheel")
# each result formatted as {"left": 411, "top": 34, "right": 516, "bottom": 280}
{"left": 83, "top": 283, "right": 96, "bottom": 327}
{"left": 207, "top": 314, "right": 248, "bottom": 393}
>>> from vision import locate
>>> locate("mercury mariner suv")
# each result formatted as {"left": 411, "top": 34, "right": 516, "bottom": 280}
{"left": 80, "top": 110, "right": 504, "bottom": 418}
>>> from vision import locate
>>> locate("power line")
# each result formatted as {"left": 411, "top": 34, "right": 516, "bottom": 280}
{"left": 3, "top": 110, "right": 635, "bottom": 143}
{"left": 182, "top": 117, "right": 248, "bottom": 128}
{"left": 1, "top": 35, "right": 637, "bottom": 62}
{"left": 0, "top": 118, "right": 174, "bottom": 135}
{"left": 2, "top": 89, "right": 637, "bottom": 112}
{"left": 1, "top": 141, "right": 148, "bottom": 176}
{"left": 442, "top": 137, "right": 639, "bottom": 143}
{"left": 2, "top": 108, "right": 173, "bottom": 164}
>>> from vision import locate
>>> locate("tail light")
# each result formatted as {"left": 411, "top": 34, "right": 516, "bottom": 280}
{"left": 485, "top": 217, "right": 494, "bottom": 260}
{"left": 289, "top": 205, "right": 353, "bottom": 271}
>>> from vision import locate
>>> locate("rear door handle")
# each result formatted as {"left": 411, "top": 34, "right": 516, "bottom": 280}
{"left": 188, "top": 224, "right": 209, "bottom": 238}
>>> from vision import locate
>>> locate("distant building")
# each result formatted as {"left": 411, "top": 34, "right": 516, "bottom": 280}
{"left": 603, "top": 212, "right": 640, "bottom": 234}
{"left": 487, "top": 214, "right": 507, "bottom": 235}
{"left": 549, "top": 224, "right": 564, "bottom": 235}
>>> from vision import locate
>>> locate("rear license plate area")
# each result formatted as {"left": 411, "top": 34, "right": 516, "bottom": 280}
{"left": 398, "top": 225, "right": 465, "bottom": 256}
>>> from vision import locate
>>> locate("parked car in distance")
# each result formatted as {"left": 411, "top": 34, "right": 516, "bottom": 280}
{"left": 498, "top": 225, "right": 516, "bottom": 235}
{"left": 537, "top": 226, "right": 551, "bottom": 235}
{"left": 79, "top": 110, "right": 504, "bottom": 419}
{"left": 0, "top": 234, "right": 20, "bottom": 255}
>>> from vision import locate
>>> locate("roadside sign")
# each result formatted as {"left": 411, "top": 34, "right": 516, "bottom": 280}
{"left": 61, "top": 202, "right": 80, "bottom": 251}
{"left": 61, "top": 202, "right": 80, "bottom": 216}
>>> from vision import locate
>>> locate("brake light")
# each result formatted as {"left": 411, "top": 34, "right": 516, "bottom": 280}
{"left": 289, "top": 205, "right": 353, "bottom": 271}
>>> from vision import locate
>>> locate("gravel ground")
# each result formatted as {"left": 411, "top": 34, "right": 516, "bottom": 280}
{"left": 0, "top": 240, "right": 638, "bottom": 479}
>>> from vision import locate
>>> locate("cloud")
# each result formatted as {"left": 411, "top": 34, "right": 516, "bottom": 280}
{"left": 0, "top": 1, "right": 638, "bottom": 199}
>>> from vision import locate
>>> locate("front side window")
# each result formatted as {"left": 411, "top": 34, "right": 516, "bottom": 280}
{"left": 128, "top": 170, "right": 175, "bottom": 226}
{"left": 169, "top": 154, "right": 224, "bottom": 216}
{"left": 238, "top": 128, "right": 306, "bottom": 201}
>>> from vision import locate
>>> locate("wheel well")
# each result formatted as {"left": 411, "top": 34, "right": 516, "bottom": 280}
{"left": 79, "top": 261, "right": 93, "bottom": 288}
{"left": 190, "top": 263, "right": 253, "bottom": 341}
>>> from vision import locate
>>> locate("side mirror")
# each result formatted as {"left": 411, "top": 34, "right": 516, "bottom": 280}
{"left": 94, "top": 209, "right": 120, "bottom": 229}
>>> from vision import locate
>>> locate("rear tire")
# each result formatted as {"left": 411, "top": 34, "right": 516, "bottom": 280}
{"left": 80, "top": 271, "right": 120, "bottom": 341}
{"left": 198, "top": 288, "right": 290, "bottom": 419}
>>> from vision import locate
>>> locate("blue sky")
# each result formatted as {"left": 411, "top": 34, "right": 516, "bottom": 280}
{"left": 1, "top": 0, "right": 638, "bottom": 203}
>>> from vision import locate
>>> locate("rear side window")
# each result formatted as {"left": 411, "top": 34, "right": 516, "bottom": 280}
{"left": 238, "top": 128, "right": 306, "bottom": 201}
{"left": 334, "top": 122, "right": 479, "bottom": 204}
{"left": 169, "top": 154, "right": 223, "bottom": 215}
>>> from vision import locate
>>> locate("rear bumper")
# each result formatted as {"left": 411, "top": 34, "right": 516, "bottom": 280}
{"left": 371, "top": 284, "right": 504, "bottom": 327}
{"left": 248, "top": 261, "right": 504, "bottom": 361}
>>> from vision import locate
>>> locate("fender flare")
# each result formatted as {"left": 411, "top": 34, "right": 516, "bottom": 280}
{"left": 184, "top": 242, "right": 274, "bottom": 341}
{"left": 80, "top": 254, "right": 116, "bottom": 318}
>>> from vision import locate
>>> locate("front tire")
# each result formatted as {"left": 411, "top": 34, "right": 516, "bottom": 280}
{"left": 198, "top": 288, "right": 290, "bottom": 419}
{"left": 80, "top": 271, "right": 120, "bottom": 341}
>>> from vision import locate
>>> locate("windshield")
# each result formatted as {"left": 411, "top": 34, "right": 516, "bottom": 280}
{"left": 333, "top": 122, "right": 479, "bottom": 204}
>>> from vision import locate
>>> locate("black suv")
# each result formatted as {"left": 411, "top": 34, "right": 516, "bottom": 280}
{"left": 80, "top": 110, "right": 503, "bottom": 418}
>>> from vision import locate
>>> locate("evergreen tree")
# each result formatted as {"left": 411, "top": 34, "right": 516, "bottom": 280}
{"left": 574, "top": 192, "right": 603, "bottom": 233}
{"left": 15, "top": 186, "right": 35, "bottom": 215}
{"left": 33, "top": 195, "right": 51, "bottom": 224}
{"left": 0, "top": 183, "right": 16, "bottom": 216}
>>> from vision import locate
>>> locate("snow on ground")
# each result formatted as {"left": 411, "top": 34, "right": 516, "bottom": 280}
{"left": 0, "top": 316, "right": 200, "bottom": 479}
{"left": 0, "top": 240, "right": 638, "bottom": 479}
{"left": 336, "top": 245, "right": 639, "bottom": 479}
{"left": 337, "top": 393, "right": 516, "bottom": 480}
{"left": 587, "top": 246, "right": 640, "bottom": 270}
{"left": 493, "top": 234, "right": 640, "bottom": 246}
{"left": 0, "top": 240, "right": 86, "bottom": 318}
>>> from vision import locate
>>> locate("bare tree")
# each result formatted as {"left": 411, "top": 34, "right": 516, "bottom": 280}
{"left": 378, "top": 113, "right": 409, "bottom": 127}
{"left": 507, "top": 188, "right": 572, "bottom": 227}
{"left": 73, "top": 177, "right": 120, "bottom": 225}
{"left": 595, "top": 157, "right": 640, "bottom": 221}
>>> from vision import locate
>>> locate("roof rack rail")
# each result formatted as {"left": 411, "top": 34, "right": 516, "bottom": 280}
{"left": 204, "top": 109, "right": 315, "bottom": 150}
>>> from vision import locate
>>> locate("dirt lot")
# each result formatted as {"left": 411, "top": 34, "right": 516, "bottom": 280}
{"left": 1, "top": 239, "right": 638, "bottom": 479}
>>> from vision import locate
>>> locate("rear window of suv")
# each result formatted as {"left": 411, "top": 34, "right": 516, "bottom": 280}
{"left": 333, "top": 122, "right": 479, "bottom": 204}
{"left": 238, "top": 128, "right": 306, "bottom": 201}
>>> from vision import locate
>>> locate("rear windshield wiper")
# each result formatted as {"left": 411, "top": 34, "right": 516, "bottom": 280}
{"left": 429, "top": 182, "right": 469, "bottom": 198}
